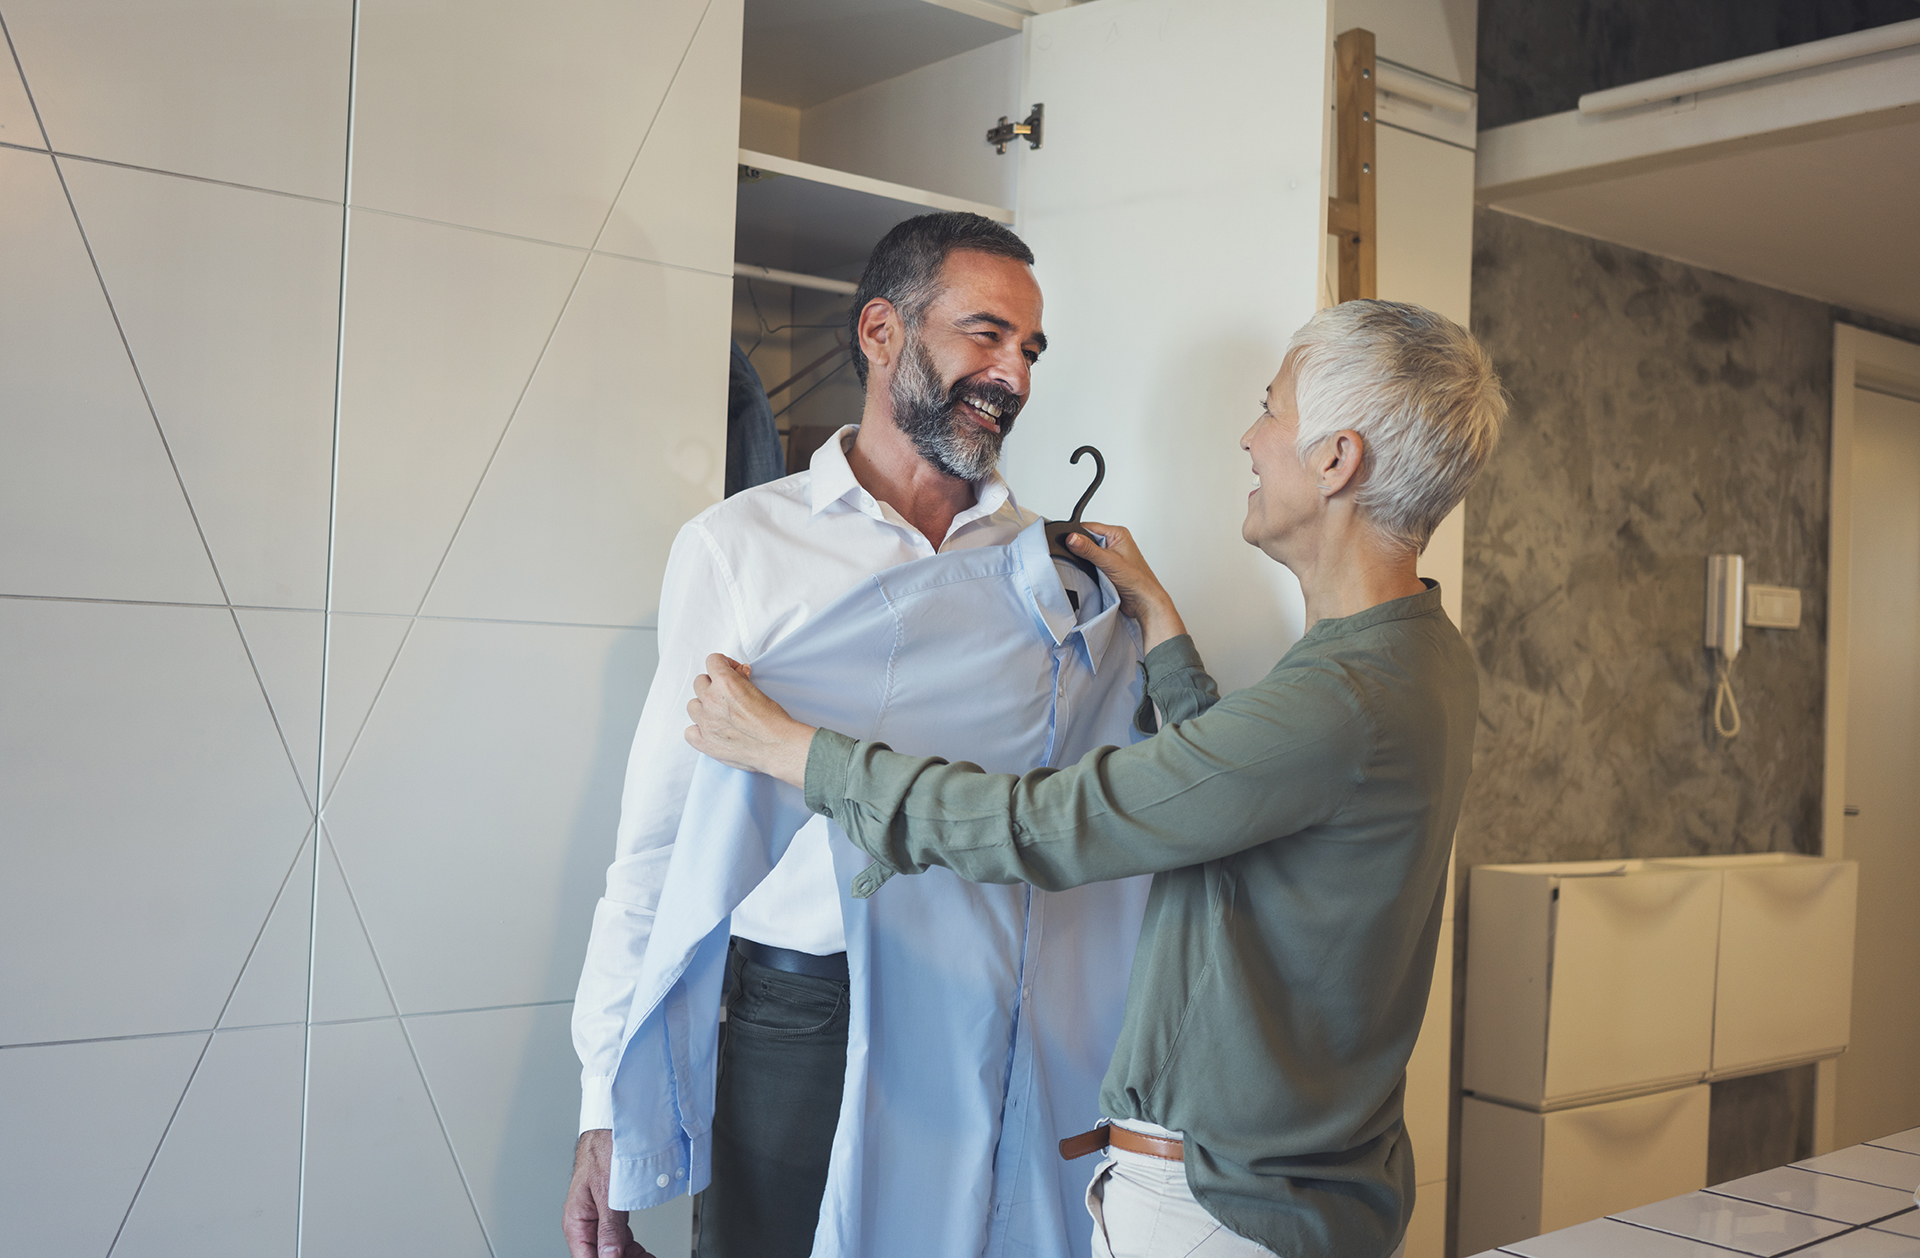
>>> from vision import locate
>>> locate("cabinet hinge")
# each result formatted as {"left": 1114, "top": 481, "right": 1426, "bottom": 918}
{"left": 987, "top": 104, "right": 1044, "bottom": 154}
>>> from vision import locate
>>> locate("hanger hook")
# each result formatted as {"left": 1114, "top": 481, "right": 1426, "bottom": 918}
{"left": 1068, "top": 445, "right": 1105, "bottom": 523}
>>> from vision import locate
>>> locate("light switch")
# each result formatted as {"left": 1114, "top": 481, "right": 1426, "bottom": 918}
{"left": 1746, "top": 585, "right": 1802, "bottom": 629}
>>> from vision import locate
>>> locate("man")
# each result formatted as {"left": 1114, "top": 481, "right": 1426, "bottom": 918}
{"left": 564, "top": 212, "right": 1049, "bottom": 1258}
{"left": 685, "top": 300, "right": 1506, "bottom": 1257}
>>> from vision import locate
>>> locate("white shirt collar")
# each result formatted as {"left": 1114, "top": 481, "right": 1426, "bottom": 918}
{"left": 808, "top": 424, "right": 1015, "bottom": 545}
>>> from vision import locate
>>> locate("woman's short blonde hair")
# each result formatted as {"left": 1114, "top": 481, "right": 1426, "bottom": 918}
{"left": 1287, "top": 300, "right": 1506, "bottom": 554}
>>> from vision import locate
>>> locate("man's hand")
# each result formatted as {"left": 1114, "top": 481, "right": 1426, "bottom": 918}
{"left": 1065, "top": 522, "right": 1188, "bottom": 652}
{"left": 686, "top": 654, "right": 815, "bottom": 787}
{"left": 563, "top": 1129, "right": 654, "bottom": 1258}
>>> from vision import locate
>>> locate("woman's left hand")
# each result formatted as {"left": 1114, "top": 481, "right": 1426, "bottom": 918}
{"left": 686, "top": 654, "right": 816, "bottom": 788}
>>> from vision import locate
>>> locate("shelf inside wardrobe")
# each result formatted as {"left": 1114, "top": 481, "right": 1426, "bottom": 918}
{"left": 735, "top": 148, "right": 1014, "bottom": 279}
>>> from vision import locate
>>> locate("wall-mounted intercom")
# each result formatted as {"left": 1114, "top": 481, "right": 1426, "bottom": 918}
{"left": 1705, "top": 555, "right": 1743, "bottom": 738}
{"left": 1705, "top": 554, "right": 1743, "bottom": 660}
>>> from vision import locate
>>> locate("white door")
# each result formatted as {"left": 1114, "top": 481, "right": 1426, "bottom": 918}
{"left": 1010, "top": 0, "right": 1331, "bottom": 691}
{"left": 1836, "top": 385, "right": 1920, "bottom": 1147}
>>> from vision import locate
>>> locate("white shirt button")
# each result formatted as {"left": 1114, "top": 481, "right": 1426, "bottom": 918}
{"left": 656, "top": 1173, "right": 670, "bottom": 1188}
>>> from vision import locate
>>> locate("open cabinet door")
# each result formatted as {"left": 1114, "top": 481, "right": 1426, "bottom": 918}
{"left": 1011, "top": 0, "right": 1330, "bottom": 691}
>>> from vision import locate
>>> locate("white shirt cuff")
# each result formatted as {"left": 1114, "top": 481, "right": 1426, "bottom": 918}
{"left": 579, "top": 1075, "right": 616, "bottom": 1134}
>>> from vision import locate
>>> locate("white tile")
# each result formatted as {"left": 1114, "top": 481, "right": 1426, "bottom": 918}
{"left": 319, "top": 613, "right": 416, "bottom": 795}
{"left": 351, "top": 0, "right": 706, "bottom": 245}
{"left": 311, "top": 833, "right": 398, "bottom": 1024}
{"left": 0, "top": 26, "right": 44, "bottom": 148}
{"left": 0, "top": 600, "right": 313, "bottom": 1043}
{"left": 1877, "top": 1212, "right": 1920, "bottom": 1239}
{"left": 1799, "top": 1147, "right": 1920, "bottom": 1194}
{"left": 61, "top": 161, "right": 342, "bottom": 609}
{"left": 235, "top": 609, "right": 326, "bottom": 803}
{"left": 113, "top": 1024, "right": 304, "bottom": 1258}
{"left": 323, "top": 619, "right": 656, "bottom": 1013}
{"left": 0, "top": 1033, "right": 206, "bottom": 1258}
{"left": 1707, "top": 1166, "right": 1916, "bottom": 1226}
{"left": 1872, "top": 1131, "right": 1920, "bottom": 1157}
{"left": 2, "top": 0, "right": 349, "bottom": 198}
{"left": 1613, "top": 1190, "right": 1852, "bottom": 1256}
{"left": 300, "top": 1018, "right": 491, "bottom": 1258}
{"left": 0, "top": 146, "right": 223, "bottom": 604}
{"left": 331, "top": 210, "right": 582, "bottom": 616}
{"left": 421, "top": 256, "right": 728, "bottom": 626}
{"left": 220, "top": 835, "right": 315, "bottom": 1030}
{"left": 405, "top": 1002, "right": 689, "bottom": 1258}
{"left": 596, "top": 0, "right": 741, "bottom": 274}
{"left": 1500, "top": 1217, "right": 1737, "bottom": 1258}
{"left": 1795, "top": 1230, "right": 1920, "bottom": 1258}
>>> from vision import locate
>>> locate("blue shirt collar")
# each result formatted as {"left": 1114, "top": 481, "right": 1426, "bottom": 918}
{"left": 1013, "top": 520, "right": 1123, "bottom": 674}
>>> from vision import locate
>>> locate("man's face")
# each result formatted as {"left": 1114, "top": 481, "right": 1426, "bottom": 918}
{"left": 888, "top": 250, "right": 1046, "bottom": 481}
{"left": 1240, "top": 361, "right": 1319, "bottom": 557}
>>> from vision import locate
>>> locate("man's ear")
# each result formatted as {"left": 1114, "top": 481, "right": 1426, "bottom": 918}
{"left": 857, "top": 298, "right": 900, "bottom": 373}
{"left": 1318, "top": 430, "right": 1365, "bottom": 496}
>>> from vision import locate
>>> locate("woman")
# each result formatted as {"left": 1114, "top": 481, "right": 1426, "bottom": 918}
{"left": 685, "top": 299, "right": 1505, "bottom": 1258}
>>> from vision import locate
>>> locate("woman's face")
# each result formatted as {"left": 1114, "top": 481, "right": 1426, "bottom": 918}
{"left": 1239, "top": 362, "right": 1317, "bottom": 559}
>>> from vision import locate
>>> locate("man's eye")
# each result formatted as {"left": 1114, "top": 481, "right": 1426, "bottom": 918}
{"left": 1023, "top": 351, "right": 1039, "bottom": 365}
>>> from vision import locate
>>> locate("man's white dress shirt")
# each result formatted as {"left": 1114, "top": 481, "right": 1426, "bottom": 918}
{"left": 572, "top": 425, "right": 1037, "bottom": 1131}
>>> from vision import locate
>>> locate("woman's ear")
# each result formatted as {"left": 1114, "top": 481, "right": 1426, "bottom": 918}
{"left": 1318, "top": 430, "right": 1365, "bottom": 496}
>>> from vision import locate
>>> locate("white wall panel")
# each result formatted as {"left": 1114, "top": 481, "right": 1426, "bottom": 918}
{"left": 114, "top": 1024, "right": 305, "bottom": 1258}
{"left": 407, "top": 1003, "right": 693, "bottom": 1258}
{"left": 0, "top": 600, "right": 312, "bottom": 1044}
{"left": 0, "top": 1032, "right": 206, "bottom": 1258}
{"left": 0, "top": 146, "right": 223, "bottom": 605}
{"left": 323, "top": 619, "right": 656, "bottom": 1013}
{"left": 0, "top": 30, "right": 43, "bottom": 147}
{"left": 2, "top": 0, "right": 350, "bottom": 198}
{"left": 318, "top": 612, "right": 416, "bottom": 796}
{"left": 598, "top": 0, "right": 743, "bottom": 274}
{"left": 301, "top": 1017, "right": 492, "bottom": 1258}
{"left": 219, "top": 836, "right": 315, "bottom": 1030}
{"left": 233, "top": 608, "right": 326, "bottom": 803}
{"left": 331, "top": 211, "right": 582, "bottom": 616}
{"left": 351, "top": 0, "right": 708, "bottom": 245}
{"left": 422, "top": 258, "right": 729, "bottom": 626}
{"left": 62, "top": 161, "right": 342, "bottom": 610}
{"left": 3, "top": 0, "right": 742, "bottom": 1252}
{"left": 311, "top": 833, "right": 400, "bottom": 1024}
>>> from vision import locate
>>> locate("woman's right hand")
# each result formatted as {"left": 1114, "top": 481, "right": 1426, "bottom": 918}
{"left": 1066, "top": 522, "right": 1188, "bottom": 653}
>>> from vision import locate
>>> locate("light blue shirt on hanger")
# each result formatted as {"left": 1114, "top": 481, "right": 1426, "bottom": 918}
{"left": 605, "top": 519, "right": 1153, "bottom": 1258}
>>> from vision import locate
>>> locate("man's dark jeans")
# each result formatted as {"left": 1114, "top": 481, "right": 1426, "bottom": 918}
{"left": 695, "top": 941, "right": 848, "bottom": 1258}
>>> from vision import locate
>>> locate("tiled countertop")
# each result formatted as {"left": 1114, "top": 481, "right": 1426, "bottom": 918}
{"left": 1471, "top": 1129, "right": 1920, "bottom": 1258}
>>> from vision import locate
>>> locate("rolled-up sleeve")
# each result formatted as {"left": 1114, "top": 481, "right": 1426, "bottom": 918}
{"left": 808, "top": 641, "right": 1369, "bottom": 895}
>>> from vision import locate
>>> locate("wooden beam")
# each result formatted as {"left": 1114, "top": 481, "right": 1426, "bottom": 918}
{"left": 1326, "top": 28, "right": 1377, "bottom": 302}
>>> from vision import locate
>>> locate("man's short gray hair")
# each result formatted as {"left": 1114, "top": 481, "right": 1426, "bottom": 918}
{"left": 1286, "top": 299, "right": 1505, "bottom": 554}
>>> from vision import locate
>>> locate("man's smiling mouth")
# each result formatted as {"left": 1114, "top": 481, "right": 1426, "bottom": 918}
{"left": 961, "top": 392, "right": 1011, "bottom": 433}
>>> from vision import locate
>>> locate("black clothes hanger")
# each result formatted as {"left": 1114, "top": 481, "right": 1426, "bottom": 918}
{"left": 1045, "top": 445, "right": 1106, "bottom": 588}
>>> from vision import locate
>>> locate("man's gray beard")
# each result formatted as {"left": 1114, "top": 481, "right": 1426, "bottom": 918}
{"left": 889, "top": 334, "right": 1005, "bottom": 482}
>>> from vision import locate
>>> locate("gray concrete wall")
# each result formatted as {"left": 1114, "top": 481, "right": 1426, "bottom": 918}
{"left": 1460, "top": 207, "right": 1833, "bottom": 871}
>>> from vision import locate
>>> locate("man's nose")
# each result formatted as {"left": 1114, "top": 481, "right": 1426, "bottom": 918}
{"left": 984, "top": 342, "right": 1031, "bottom": 395}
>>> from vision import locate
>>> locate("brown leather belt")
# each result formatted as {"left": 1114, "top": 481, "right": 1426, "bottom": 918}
{"left": 1059, "top": 1122, "right": 1184, "bottom": 1162}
